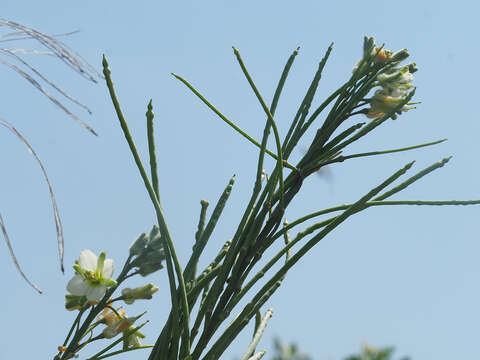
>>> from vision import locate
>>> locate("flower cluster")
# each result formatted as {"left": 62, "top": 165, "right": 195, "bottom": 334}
{"left": 353, "top": 36, "right": 409, "bottom": 74}
{"left": 129, "top": 225, "right": 166, "bottom": 276}
{"left": 353, "top": 37, "right": 418, "bottom": 120}
{"left": 61, "top": 248, "right": 159, "bottom": 357}
{"left": 367, "top": 63, "right": 418, "bottom": 119}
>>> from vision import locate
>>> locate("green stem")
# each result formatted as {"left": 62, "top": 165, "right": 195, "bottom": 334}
{"left": 102, "top": 56, "right": 191, "bottom": 357}
{"left": 255, "top": 47, "right": 298, "bottom": 209}
{"left": 171, "top": 72, "right": 296, "bottom": 171}
{"left": 90, "top": 345, "right": 153, "bottom": 360}
{"left": 248, "top": 351, "right": 267, "bottom": 360}
{"left": 239, "top": 308, "right": 273, "bottom": 360}
{"left": 327, "top": 89, "right": 417, "bottom": 156}
{"left": 184, "top": 200, "right": 209, "bottom": 284}
{"left": 206, "top": 162, "right": 416, "bottom": 358}
{"left": 375, "top": 156, "right": 451, "bottom": 201}
{"left": 63, "top": 307, "right": 85, "bottom": 346}
{"left": 190, "top": 170, "right": 268, "bottom": 358}
{"left": 232, "top": 46, "right": 285, "bottom": 209}
{"left": 284, "top": 43, "right": 333, "bottom": 157}
{"left": 86, "top": 321, "right": 149, "bottom": 360}
{"left": 184, "top": 176, "right": 235, "bottom": 283}
{"left": 315, "top": 139, "right": 447, "bottom": 169}
{"left": 146, "top": 100, "right": 160, "bottom": 200}
{"left": 230, "top": 196, "right": 480, "bottom": 312}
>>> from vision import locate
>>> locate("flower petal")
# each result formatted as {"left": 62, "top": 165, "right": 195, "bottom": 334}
{"left": 102, "top": 259, "right": 114, "bottom": 279}
{"left": 67, "top": 275, "right": 89, "bottom": 296}
{"left": 79, "top": 250, "right": 97, "bottom": 271}
{"left": 127, "top": 333, "right": 141, "bottom": 347}
{"left": 86, "top": 285, "right": 107, "bottom": 302}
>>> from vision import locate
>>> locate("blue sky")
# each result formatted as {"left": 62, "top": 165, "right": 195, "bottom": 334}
{"left": 1, "top": 1, "right": 480, "bottom": 359}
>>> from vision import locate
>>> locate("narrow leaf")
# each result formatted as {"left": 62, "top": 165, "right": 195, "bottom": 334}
{"left": 0, "top": 118, "right": 64, "bottom": 273}
{"left": 0, "top": 213, "right": 42, "bottom": 293}
{"left": 0, "top": 58, "right": 97, "bottom": 135}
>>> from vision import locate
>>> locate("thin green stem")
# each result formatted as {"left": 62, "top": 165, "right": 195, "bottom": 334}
{"left": 302, "top": 137, "right": 444, "bottom": 178}
{"left": 227, "top": 217, "right": 333, "bottom": 314}
{"left": 188, "top": 241, "right": 231, "bottom": 340}
{"left": 86, "top": 321, "right": 149, "bottom": 360}
{"left": 146, "top": 100, "right": 160, "bottom": 201}
{"left": 91, "top": 345, "right": 153, "bottom": 360}
{"left": 230, "top": 196, "right": 480, "bottom": 312}
{"left": 190, "top": 170, "right": 269, "bottom": 358}
{"left": 240, "top": 308, "right": 273, "bottom": 360}
{"left": 282, "top": 219, "right": 291, "bottom": 263}
{"left": 284, "top": 43, "right": 333, "bottom": 156}
{"left": 102, "top": 56, "right": 191, "bottom": 357}
{"left": 270, "top": 47, "right": 299, "bottom": 116}
{"left": 184, "top": 200, "right": 209, "bottom": 284}
{"left": 171, "top": 72, "right": 296, "bottom": 171}
{"left": 190, "top": 264, "right": 222, "bottom": 299}
{"left": 248, "top": 351, "right": 267, "bottom": 360}
{"left": 326, "top": 89, "right": 417, "bottom": 157}
{"left": 63, "top": 307, "right": 85, "bottom": 346}
{"left": 254, "top": 47, "right": 298, "bottom": 208}
{"left": 206, "top": 162, "right": 416, "bottom": 359}
{"left": 375, "top": 156, "right": 451, "bottom": 201}
{"left": 80, "top": 322, "right": 103, "bottom": 340}
{"left": 316, "top": 139, "right": 447, "bottom": 169}
{"left": 232, "top": 46, "right": 285, "bottom": 209}
{"left": 322, "top": 122, "right": 365, "bottom": 153}
{"left": 184, "top": 176, "right": 235, "bottom": 284}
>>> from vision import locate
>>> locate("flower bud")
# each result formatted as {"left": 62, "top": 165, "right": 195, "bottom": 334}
{"left": 377, "top": 70, "right": 404, "bottom": 84}
{"left": 408, "top": 62, "right": 418, "bottom": 73}
{"left": 121, "top": 283, "right": 159, "bottom": 304}
{"left": 138, "top": 261, "right": 164, "bottom": 276}
{"left": 129, "top": 233, "right": 148, "bottom": 256}
{"left": 129, "top": 226, "right": 166, "bottom": 276}
{"left": 363, "top": 36, "right": 376, "bottom": 58}
{"left": 372, "top": 47, "right": 391, "bottom": 64}
{"left": 391, "top": 48, "right": 409, "bottom": 62}
{"left": 149, "top": 225, "right": 160, "bottom": 240}
{"left": 148, "top": 228, "right": 164, "bottom": 251}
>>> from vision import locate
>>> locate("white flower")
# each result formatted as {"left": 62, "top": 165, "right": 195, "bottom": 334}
{"left": 127, "top": 333, "right": 141, "bottom": 347}
{"left": 66, "top": 250, "right": 116, "bottom": 303}
{"left": 97, "top": 309, "right": 145, "bottom": 345}
{"left": 97, "top": 308, "right": 126, "bottom": 326}
{"left": 367, "top": 89, "right": 416, "bottom": 119}
{"left": 125, "top": 326, "right": 145, "bottom": 348}
{"left": 367, "top": 64, "right": 417, "bottom": 119}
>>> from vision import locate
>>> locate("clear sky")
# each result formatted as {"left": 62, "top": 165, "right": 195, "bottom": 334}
{"left": 2, "top": 1, "right": 480, "bottom": 359}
